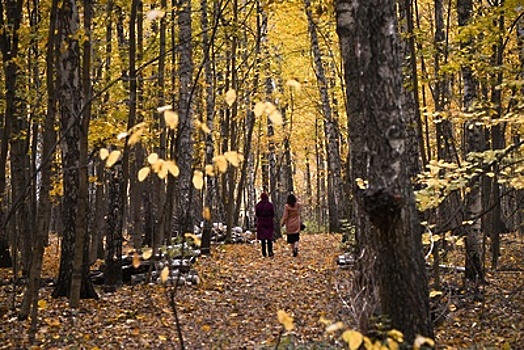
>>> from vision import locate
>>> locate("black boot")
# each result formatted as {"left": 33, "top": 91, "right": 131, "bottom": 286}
{"left": 268, "top": 240, "right": 274, "bottom": 257}
{"left": 261, "top": 240, "right": 267, "bottom": 257}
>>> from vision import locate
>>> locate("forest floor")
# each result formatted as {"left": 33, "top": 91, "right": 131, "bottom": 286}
{"left": 1, "top": 232, "right": 524, "bottom": 349}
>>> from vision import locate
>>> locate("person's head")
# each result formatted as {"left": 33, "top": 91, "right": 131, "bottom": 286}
{"left": 286, "top": 193, "right": 296, "bottom": 206}
{"left": 261, "top": 192, "right": 269, "bottom": 201}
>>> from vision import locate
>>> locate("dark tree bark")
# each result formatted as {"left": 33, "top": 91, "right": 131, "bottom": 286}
{"left": 104, "top": 163, "right": 124, "bottom": 291}
{"left": 304, "top": 0, "right": 342, "bottom": 233}
{"left": 175, "top": 0, "right": 195, "bottom": 236}
{"left": 0, "top": 0, "right": 23, "bottom": 269}
{"left": 458, "top": 0, "right": 485, "bottom": 284}
{"left": 337, "top": 0, "right": 433, "bottom": 341}
{"left": 19, "top": 0, "right": 59, "bottom": 323}
{"left": 52, "top": 0, "right": 97, "bottom": 300}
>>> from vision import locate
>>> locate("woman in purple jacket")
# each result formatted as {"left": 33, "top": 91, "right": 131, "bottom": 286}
{"left": 255, "top": 192, "right": 275, "bottom": 257}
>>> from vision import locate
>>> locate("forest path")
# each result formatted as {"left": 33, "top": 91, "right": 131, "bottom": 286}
{"left": 177, "top": 233, "right": 351, "bottom": 349}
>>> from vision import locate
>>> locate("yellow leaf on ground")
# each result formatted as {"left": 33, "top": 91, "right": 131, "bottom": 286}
{"left": 38, "top": 299, "right": 47, "bottom": 310}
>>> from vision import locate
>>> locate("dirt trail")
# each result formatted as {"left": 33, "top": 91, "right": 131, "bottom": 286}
{"left": 177, "top": 233, "right": 350, "bottom": 349}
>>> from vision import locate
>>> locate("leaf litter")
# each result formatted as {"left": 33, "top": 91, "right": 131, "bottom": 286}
{"left": 1, "top": 233, "right": 523, "bottom": 349}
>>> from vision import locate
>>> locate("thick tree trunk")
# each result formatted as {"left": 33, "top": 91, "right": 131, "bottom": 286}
{"left": 337, "top": 0, "right": 433, "bottom": 341}
{"left": 0, "top": 0, "right": 23, "bottom": 269}
{"left": 52, "top": 0, "right": 97, "bottom": 300}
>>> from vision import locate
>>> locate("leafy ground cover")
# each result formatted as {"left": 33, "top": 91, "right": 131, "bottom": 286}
{"left": 1, "top": 232, "right": 523, "bottom": 349}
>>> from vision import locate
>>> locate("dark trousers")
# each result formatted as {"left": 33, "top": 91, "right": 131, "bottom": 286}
{"left": 261, "top": 239, "right": 273, "bottom": 257}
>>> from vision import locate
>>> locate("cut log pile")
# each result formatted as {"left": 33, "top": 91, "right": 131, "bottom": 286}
{"left": 92, "top": 223, "right": 257, "bottom": 286}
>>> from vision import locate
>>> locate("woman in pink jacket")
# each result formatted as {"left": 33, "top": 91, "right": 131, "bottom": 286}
{"left": 281, "top": 193, "right": 302, "bottom": 257}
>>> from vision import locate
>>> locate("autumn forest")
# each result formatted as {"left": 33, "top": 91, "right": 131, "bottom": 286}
{"left": 1, "top": 0, "right": 524, "bottom": 348}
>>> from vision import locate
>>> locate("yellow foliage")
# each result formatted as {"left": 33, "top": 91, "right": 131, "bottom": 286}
{"left": 105, "top": 150, "right": 121, "bottom": 168}
{"left": 164, "top": 110, "right": 178, "bottom": 130}
{"left": 225, "top": 89, "right": 237, "bottom": 107}
{"left": 341, "top": 330, "right": 363, "bottom": 350}
{"left": 192, "top": 170, "right": 204, "bottom": 190}
{"left": 138, "top": 167, "right": 150, "bottom": 182}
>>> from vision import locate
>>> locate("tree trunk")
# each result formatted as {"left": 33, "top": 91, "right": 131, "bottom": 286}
{"left": 19, "top": 0, "right": 59, "bottom": 322}
{"left": 104, "top": 163, "right": 124, "bottom": 291}
{"left": 304, "top": 0, "right": 342, "bottom": 233}
{"left": 52, "top": 0, "right": 97, "bottom": 300}
{"left": 337, "top": 0, "right": 433, "bottom": 341}
{"left": 0, "top": 0, "right": 23, "bottom": 269}
{"left": 176, "top": 0, "right": 195, "bottom": 236}
{"left": 458, "top": 0, "right": 485, "bottom": 285}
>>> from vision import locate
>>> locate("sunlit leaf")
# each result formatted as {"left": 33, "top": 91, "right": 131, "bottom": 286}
{"left": 224, "top": 151, "right": 243, "bottom": 167}
{"left": 148, "top": 153, "right": 159, "bottom": 165}
{"left": 387, "top": 329, "right": 404, "bottom": 343}
{"left": 413, "top": 335, "right": 435, "bottom": 350}
{"left": 205, "top": 164, "right": 215, "bottom": 176}
{"left": 138, "top": 167, "right": 151, "bottom": 182}
{"left": 193, "top": 171, "right": 204, "bottom": 190}
{"left": 200, "top": 123, "right": 211, "bottom": 134}
{"left": 325, "top": 321, "right": 345, "bottom": 333}
{"left": 387, "top": 338, "right": 400, "bottom": 350}
{"left": 157, "top": 105, "right": 172, "bottom": 113}
{"left": 117, "top": 132, "right": 128, "bottom": 140}
{"left": 165, "top": 160, "right": 179, "bottom": 177}
{"left": 277, "top": 310, "right": 294, "bottom": 331}
{"left": 264, "top": 102, "right": 277, "bottom": 115}
{"left": 160, "top": 266, "right": 169, "bottom": 283}
{"left": 203, "top": 207, "right": 211, "bottom": 221}
{"left": 157, "top": 162, "right": 168, "bottom": 179}
{"left": 268, "top": 110, "right": 283, "bottom": 126}
{"left": 106, "top": 150, "right": 121, "bottom": 168}
{"left": 142, "top": 248, "right": 153, "bottom": 260}
{"left": 164, "top": 110, "right": 179, "bottom": 130}
{"left": 146, "top": 9, "right": 165, "bottom": 21}
{"left": 213, "top": 155, "right": 228, "bottom": 173}
{"left": 151, "top": 159, "right": 164, "bottom": 174}
{"left": 286, "top": 79, "right": 301, "bottom": 90}
{"left": 225, "top": 89, "right": 237, "bottom": 106}
{"left": 128, "top": 129, "right": 143, "bottom": 146}
{"left": 185, "top": 233, "right": 201, "bottom": 246}
{"left": 429, "top": 290, "right": 443, "bottom": 298}
{"left": 318, "top": 316, "right": 331, "bottom": 326}
{"left": 355, "top": 178, "right": 368, "bottom": 190}
{"left": 342, "top": 330, "right": 363, "bottom": 350}
{"left": 254, "top": 101, "right": 266, "bottom": 117}
{"left": 132, "top": 252, "right": 141, "bottom": 268}
{"left": 99, "top": 148, "right": 109, "bottom": 161}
